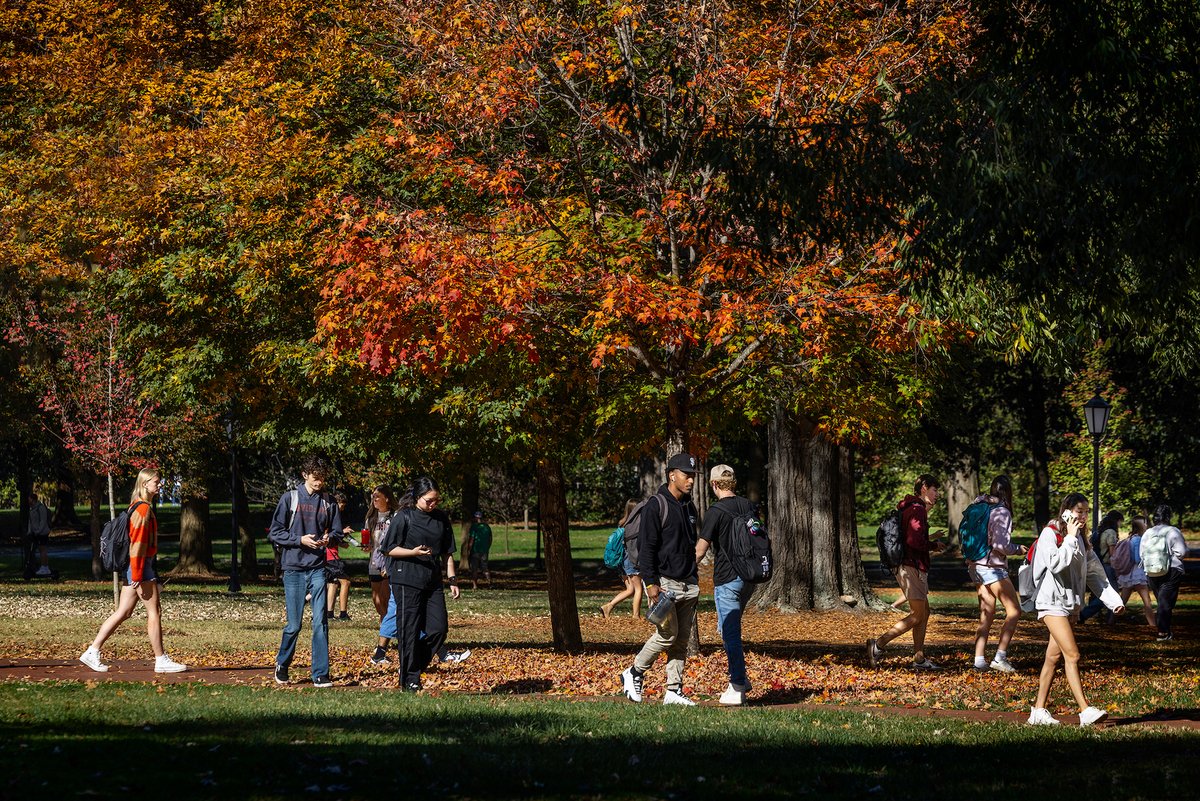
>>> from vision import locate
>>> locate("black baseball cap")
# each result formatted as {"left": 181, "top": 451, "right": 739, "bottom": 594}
{"left": 666, "top": 453, "right": 700, "bottom": 474}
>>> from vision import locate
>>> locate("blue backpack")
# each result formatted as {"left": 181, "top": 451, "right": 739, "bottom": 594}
{"left": 603, "top": 527, "right": 626, "bottom": 569}
{"left": 959, "top": 501, "right": 998, "bottom": 562}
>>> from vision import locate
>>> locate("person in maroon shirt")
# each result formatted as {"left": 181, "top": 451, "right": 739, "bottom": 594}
{"left": 868, "top": 474, "right": 946, "bottom": 670}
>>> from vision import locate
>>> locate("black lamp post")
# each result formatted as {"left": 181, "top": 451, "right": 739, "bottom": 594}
{"left": 226, "top": 416, "right": 242, "bottom": 594}
{"left": 1083, "top": 392, "right": 1111, "bottom": 535}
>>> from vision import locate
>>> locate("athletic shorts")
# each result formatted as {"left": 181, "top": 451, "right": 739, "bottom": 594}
{"left": 325, "top": 559, "right": 349, "bottom": 582}
{"left": 969, "top": 564, "right": 1010, "bottom": 586}
{"left": 469, "top": 552, "right": 489, "bottom": 572}
{"left": 894, "top": 565, "right": 928, "bottom": 603}
{"left": 124, "top": 562, "right": 158, "bottom": 585}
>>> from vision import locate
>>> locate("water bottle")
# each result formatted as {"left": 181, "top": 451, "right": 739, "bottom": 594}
{"left": 645, "top": 589, "right": 676, "bottom": 625}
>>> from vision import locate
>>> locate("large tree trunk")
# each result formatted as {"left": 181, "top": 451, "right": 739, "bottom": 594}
{"left": 233, "top": 467, "right": 258, "bottom": 581}
{"left": 808, "top": 432, "right": 841, "bottom": 609}
{"left": 172, "top": 480, "right": 215, "bottom": 576}
{"left": 835, "top": 445, "right": 875, "bottom": 607}
{"left": 460, "top": 468, "right": 480, "bottom": 549}
{"left": 1022, "top": 370, "right": 1053, "bottom": 530}
{"left": 638, "top": 455, "right": 662, "bottom": 498}
{"left": 757, "top": 409, "right": 813, "bottom": 610}
{"left": 536, "top": 457, "right": 582, "bottom": 652}
{"left": 945, "top": 455, "right": 979, "bottom": 548}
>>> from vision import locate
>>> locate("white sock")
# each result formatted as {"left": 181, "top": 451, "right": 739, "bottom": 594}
{"left": 995, "top": 650, "right": 1008, "bottom": 662}
{"left": 974, "top": 656, "right": 987, "bottom": 668}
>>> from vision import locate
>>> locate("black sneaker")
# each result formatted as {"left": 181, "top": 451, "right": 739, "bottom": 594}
{"left": 313, "top": 676, "right": 333, "bottom": 688}
{"left": 274, "top": 663, "right": 289, "bottom": 684}
{"left": 370, "top": 646, "right": 389, "bottom": 665}
{"left": 326, "top": 610, "right": 335, "bottom": 620}
{"left": 338, "top": 611, "right": 350, "bottom": 621}
{"left": 403, "top": 682, "right": 421, "bottom": 693}
{"left": 1157, "top": 632, "right": 1173, "bottom": 642}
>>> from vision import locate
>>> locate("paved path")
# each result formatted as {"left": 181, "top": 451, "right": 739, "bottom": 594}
{"left": 4, "top": 659, "right": 1198, "bottom": 729}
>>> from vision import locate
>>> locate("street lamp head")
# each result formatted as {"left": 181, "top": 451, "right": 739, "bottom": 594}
{"left": 1084, "top": 392, "right": 1110, "bottom": 438}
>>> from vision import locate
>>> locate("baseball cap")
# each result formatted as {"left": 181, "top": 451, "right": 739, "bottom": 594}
{"left": 709, "top": 464, "right": 735, "bottom": 482}
{"left": 666, "top": 453, "right": 700, "bottom": 474}
{"left": 473, "top": 510, "right": 483, "bottom": 519}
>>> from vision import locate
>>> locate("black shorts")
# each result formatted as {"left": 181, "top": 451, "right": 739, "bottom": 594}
{"left": 30, "top": 533, "right": 50, "bottom": 546}
{"left": 369, "top": 573, "right": 387, "bottom": 583}
{"left": 325, "top": 559, "right": 349, "bottom": 582}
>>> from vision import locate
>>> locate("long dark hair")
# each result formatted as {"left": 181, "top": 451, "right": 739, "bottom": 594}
{"left": 1130, "top": 515, "right": 1150, "bottom": 536}
{"left": 988, "top": 475, "right": 1013, "bottom": 510}
{"left": 1056, "top": 492, "right": 1090, "bottom": 534}
{"left": 366, "top": 484, "right": 397, "bottom": 529}
{"left": 398, "top": 476, "right": 439, "bottom": 510}
{"left": 1097, "top": 510, "right": 1123, "bottom": 535}
{"left": 618, "top": 499, "right": 639, "bottom": 527}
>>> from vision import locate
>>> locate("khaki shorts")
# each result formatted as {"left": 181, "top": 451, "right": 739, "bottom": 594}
{"left": 895, "top": 565, "right": 929, "bottom": 603}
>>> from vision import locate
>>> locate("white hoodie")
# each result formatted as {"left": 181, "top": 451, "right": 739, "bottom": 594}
{"left": 1032, "top": 523, "right": 1123, "bottom": 618}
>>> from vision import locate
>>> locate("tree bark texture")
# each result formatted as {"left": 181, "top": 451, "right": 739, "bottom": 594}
{"left": 639, "top": 454, "right": 663, "bottom": 498}
{"left": 945, "top": 455, "right": 979, "bottom": 548}
{"left": 460, "top": 468, "right": 480, "bottom": 548}
{"left": 536, "top": 457, "right": 583, "bottom": 652}
{"left": 233, "top": 468, "right": 258, "bottom": 581}
{"left": 1023, "top": 372, "right": 1053, "bottom": 530}
{"left": 836, "top": 445, "right": 875, "bottom": 607}
{"left": 173, "top": 491, "right": 215, "bottom": 576}
{"left": 758, "top": 409, "right": 813, "bottom": 611}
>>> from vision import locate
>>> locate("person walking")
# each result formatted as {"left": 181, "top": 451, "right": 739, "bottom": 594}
{"left": 466, "top": 510, "right": 493, "bottom": 590}
{"left": 967, "top": 475, "right": 1026, "bottom": 672}
{"left": 1079, "top": 511, "right": 1123, "bottom": 624}
{"left": 365, "top": 485, "right": 398, "bottom": 664}
{"left": 1115, "top": 515, "right": 1156, "bottom": 627}
{"left": 695, "top": 464, "right": 759, "bottom": 705}
{"left": 80, "top": 468, "right": 187, "bottom": 674}
{"left": 600, "top": 500, "right": 643, "bottom": 619}
{"left": 268, "top": 455, "right": 343, "bottom": 688}
{"left": 620, "top": 453, "right": 702, "bottom": 706}
{"left": 867, "top": 474, "right": 946, "bottom": 670}
{"left": 27, "top": 491, "right": 53, "bottom": 577}
{"left": 379, "top": 476, "right": 460, "bottom": 691}
{"left": 1027, "top": 493, "right": 1124, "bottom": 726}
{"left": 324, "top": 491, "right": 353, "bottom": 621}
{"left": 1143, "top": 504, "right": 1188, "bottom": 642}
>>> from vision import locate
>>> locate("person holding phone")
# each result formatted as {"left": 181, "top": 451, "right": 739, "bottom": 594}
{"left": 1027, "top": 493, "right": 1124, "bottom": 726}
{"left": 268, "top": 455, "right": 343, "bottom": 688}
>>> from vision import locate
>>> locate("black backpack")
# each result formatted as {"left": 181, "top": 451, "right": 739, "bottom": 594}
{"left": 875, "top": 508, "right": 905, "bottom": 571}
{"left": 722, "top": 506, "right": 772, "bottom": 583}
{"left": 621, "top": 495, "right": 669, "bottom": 569}
{"left": 100, "top": 500, "right": 149, "bottom": 573}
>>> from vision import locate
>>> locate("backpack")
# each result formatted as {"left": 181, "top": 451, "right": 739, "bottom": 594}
{"left": 1089, "top": 527, "right": 1104, "bottom": 559}
{"left": 875, "top": 509, "right": 905, "bottom": 571}
{"left": 100, "top": 500, "right": 149, "bottom": 573}
{"left": 722, "top": 506, "right": 772, "bottom": 583}
{"left": 1139, "top": 524, "right": 1172, "bottom": 577}
{"left": 1018, "top": 523, "right": 1065, "bottom": 612}
{"left": 1109, "top": 537, "right": 1135, "bottom": 577}
{"left": 958, "top": 501, "right": 997, "bottom": 562}
{"left": 621, "top": 495, "right": 669, "bottom": 570}
{"left": 603, "top": 527, "right": 626, "bottom": 569}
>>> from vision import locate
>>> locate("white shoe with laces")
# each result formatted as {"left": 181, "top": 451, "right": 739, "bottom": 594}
{"left": 663, "top": 689, "right": 696, "bottom": 706}
{"left": 80, "top": 647, "right": 108, "bottom": 673}
{"left": 621, "top": 667, "right": 643, "bottom": 703}
{"left": 719, "top": 684, "right": 745, "bottom": 706}
{"left": 1079, "top": 706, "right": 1108, "bottom": 727}
{"left": 1027, "top": 707, "right": 1061, "bottom": 726}
{"left": 154, "top": 654, "right": 187, "bottom": 673}
{"left": 989, "top": 657, "right": 1017, "bottom": 673}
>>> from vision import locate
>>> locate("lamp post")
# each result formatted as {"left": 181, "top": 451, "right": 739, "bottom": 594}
{"left": 226, "top": 416, "right": 242, "bottom": 594}
{"left": 1083, "top": 392, "right": 1111, "bottom": 535}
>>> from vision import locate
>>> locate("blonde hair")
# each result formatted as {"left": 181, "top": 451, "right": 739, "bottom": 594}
{"left": 129, "top": 468, "right": 162, "bottom": 504}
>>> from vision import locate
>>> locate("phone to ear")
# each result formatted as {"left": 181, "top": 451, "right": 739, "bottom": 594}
{"left": 1061, "top": 510, "right": 1076, "bottom": 524}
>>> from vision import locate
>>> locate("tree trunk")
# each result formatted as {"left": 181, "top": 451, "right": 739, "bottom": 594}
{"left": 51, "top": 453, "right": 83, "bottom": 529}
{"left": 945, "top": 455, "right": 979, "bottom": 548}
{"left": 460, "top": 468, "right": 480, "bottom": 549}
{"left": 233, "top": 467, "right": 258, "bottom": 581}
{"left": 536, "top": 456, "right": 582, "bottom": 652}
{"left": 87, "top": 472, "right": 103, "bottom": 576}
{"left": 808, "top": 432, "right": 841, "bottom": 608}
{"left": 1023, "top": 370, "right": 1053, "bottom": 530}
{"left": 172, "top": 480, "right": 215, "bottom": 576}
{"left": 757, "top": 408, "right": 813, "bottom": 611}
{"left": 638, "top": 455, "right": 662, "bottom": 498}
{"left": 835, "top": 444, "right": 876, "bottom": 607}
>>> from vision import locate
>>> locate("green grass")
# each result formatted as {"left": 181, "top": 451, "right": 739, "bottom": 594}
{"left": 2, "top": 682, "right": 1198, "bottom": 800}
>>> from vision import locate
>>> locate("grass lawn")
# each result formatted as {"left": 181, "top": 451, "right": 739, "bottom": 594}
{"left": 3, "top": 682, "right": 1199, "bottom": 800}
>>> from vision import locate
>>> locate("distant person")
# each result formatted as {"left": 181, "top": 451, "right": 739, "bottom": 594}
{"left": 80, "top": 468, "right": 187, "bottom": 674}
{"left": 620, "top": 453, "right": 702, "bottom": 706}
{"left": 27, "top": 491, "right": 53, "bottom": 577}
{"left": 695, "top": 464, "right": 759, "bottom": 705}
{"left": 966, "top": 475, "right": 1026, "bottom": 672}
{"left": 601, "top": 500, "right": 643, "bottom": 619}
{"left": 1079, "top": 511, "right": 1123, "bottom": 624}
{"left": 868, "top": 475, "right": 946, "bottom": 670}
{"left": 466, "top": 510, "right": 493, "bottom": 590}
{"left": 325, "top": 491, "right": 353, "bottom": 621}
{"left": 268, "top": 455, "right": 342, "bottom": 688}
{"left": 1115, "top": 515, "right": 1156, "bottom": 627}
{"left": 366, "top": 485, "right": 398, "bottom": 664}
{"left": 1142, "top": 504, "right": 1188, "bottom": 642}
{"left": 379, "top": 476, "right": 461, "bottom": 691}
{"left": 1027, "top": 493, "right": 1123, "bottom": 726}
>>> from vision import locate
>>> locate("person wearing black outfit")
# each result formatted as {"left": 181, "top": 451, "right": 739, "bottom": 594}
{"left": 695, "top": 464, "right": 758, "bottom": 706}
{"left": 379, "top": 476, "right": 460, "bottom": 691}
{"left": 620, "top": 452, "right": 702, "bottom": 706}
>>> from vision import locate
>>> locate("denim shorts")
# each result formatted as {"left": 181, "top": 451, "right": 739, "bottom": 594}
{"left": 125, "top": 561, "right": 158, "bottom": 584}
{"left": 622, "top": 556, "right": 639, "bottom": 577}
{"left": 970, "top": 564, "right": 1010, "bottom": 586}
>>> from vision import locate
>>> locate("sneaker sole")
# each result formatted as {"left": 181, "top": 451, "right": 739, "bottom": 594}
{"left": 155, "top": 666, "right": 187, "bottom": 673}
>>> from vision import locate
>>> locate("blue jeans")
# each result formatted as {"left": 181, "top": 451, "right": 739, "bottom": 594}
{"left": 379, "top": 591, "right": 397, "bottom": 639}
{"left": 277, "top": 567, "right": 330, "bottom": 680}
{"left": 714, "top": 578, "right": 756, "bottom": 687}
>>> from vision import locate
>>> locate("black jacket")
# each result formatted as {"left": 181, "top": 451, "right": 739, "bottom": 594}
{"left": 380, "top": 508, "right": 457, "bottom": 590}
{"left": 637, "top": 485, "right": 699, "bottom": 586}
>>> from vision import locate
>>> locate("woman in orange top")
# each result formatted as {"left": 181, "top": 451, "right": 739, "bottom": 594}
{"left": 80, "top": 468, "right": 187, "bottom": 674}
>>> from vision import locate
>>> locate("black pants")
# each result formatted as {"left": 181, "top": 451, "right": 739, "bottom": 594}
{"left": 390, "top": 582, "right": 448, "bottom": 687}
{"left": 1147, "top": 567, "right": 1184, "bottom": 636}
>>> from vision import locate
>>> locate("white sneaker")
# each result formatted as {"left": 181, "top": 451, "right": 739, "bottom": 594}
{"left": 719, "top": 684, "right": 745, "bottom": 706}
{"left": 1027, "top": 707, "right": 1060, "bottom": 726}
{"left": 663, "top": 689, "right": 696, "bottom": 706}
{"left": 154, "top": 654, "right": 187, "bottom": 673}
{"left": 439, "top": 648, "right": 472, "bottom": 664}
{"left": 80, "top": 647, "right": 108, "bottom": 673}
{"left": 620, "top": 667, "right": 643, "bottom": 703}
{"left": 989, "top": 657, "right": 1016, "bottom": 673}
{"left": 35, "top": 565, "right": 52, "bottom": 577}
{"left": 1079, "top": 706, "right": 1108, "bottom": 727}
